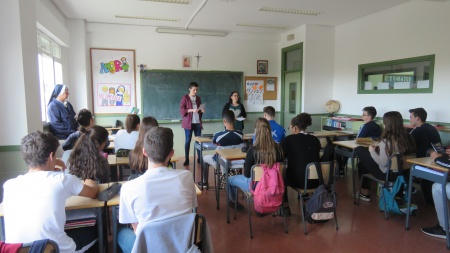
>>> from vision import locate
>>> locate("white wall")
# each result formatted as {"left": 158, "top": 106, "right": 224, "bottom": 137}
{"left": 85, "top": 23, "right": 282, "bottom": 113}
{"left": 333, "top": 1, "right": 450, "bottom": 122}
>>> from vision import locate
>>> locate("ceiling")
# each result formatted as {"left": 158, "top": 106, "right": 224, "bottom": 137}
{"left": 53, "top": 0, "right": 429, "bottom": 35}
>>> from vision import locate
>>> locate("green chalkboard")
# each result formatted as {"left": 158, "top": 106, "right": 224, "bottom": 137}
{"left": 141, "top": 70, "right": 243, "bottom": 120}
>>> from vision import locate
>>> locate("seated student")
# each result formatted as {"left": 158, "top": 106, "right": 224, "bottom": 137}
{"left": 358, "top": 106, "right": 382, "bottom": 139}
{"left": 355, "top": 111, "right": 416, "bottom": 202}
{"left": 118, "top": 127, "right": 198, "bottom": 253}
{"left": 68, "top": 125, "right": 111, "bottom": 183}
{"left": 409, "top": 107, "right": 442, "bottom": 205}
{"left": 199, "top": 110, "right": 243, "bottom": 189}
{"left": 252, "top": 106, "right": 286, "bottom": 143}
{"left": 228, "top": 118, "right": 283, "bottom": 212}
{"left": 114, "top": 114, "right": 140, "bottom": 152}
{"left": 422, "top": 150, "right": 450, "bottom": 238}
{"left": 62, "top": 109, "right": 110, "bottom": 151}
{"left": 280, "top": 113, "right": 321, "bottom": 215}
{"left": 128, "top": 116, "right": 159, "bottom": 179}
{"left": 2, "top": 131, "right": 99, "bottom": 253}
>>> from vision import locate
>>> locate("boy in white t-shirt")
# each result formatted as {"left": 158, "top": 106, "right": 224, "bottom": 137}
{"left": 2, "top": 131, "right": 99, "bottom": 253}
{"left": 118, "top": 127, "right": 198, "bottom": 253}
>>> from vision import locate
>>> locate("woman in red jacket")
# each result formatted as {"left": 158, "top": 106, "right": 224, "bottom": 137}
{"left": 180, "top": 82, "right": 204, "bottom": 166}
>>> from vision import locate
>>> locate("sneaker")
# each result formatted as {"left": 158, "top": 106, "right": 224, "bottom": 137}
{"left": 356, "top": 192, "right": 371, "bottom": 202}
{"left": 183, "top": 160, "right": 189, "bottom": 166}
{"left": 197, "top": 182, "right": 209, "bottom": 190}
{"left": 422, "top": 225, "right": 447, "bottom": 239}
{"left": 229, "top": 200, "right": 244, "bottom": 211}
{"left": 255, "top": 211, "right": 269, "bottom": 217}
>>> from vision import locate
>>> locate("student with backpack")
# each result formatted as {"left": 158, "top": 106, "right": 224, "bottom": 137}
{"left": 227, "top": 118, "right": 284, "bottom": 214}
{"left": 281, "top": 113, "right": 321, "bottom": 215}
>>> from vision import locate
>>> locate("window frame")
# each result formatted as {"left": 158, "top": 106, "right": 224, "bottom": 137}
{"left": 357, "top": 54, "right": 435, "bottom": 94}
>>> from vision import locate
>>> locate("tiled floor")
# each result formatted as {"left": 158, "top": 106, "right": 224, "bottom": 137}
{"left": 109, "top": 160, "right": 450, "bottom": 253}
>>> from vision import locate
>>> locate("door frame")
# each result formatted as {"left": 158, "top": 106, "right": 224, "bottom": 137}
{"left": 280, "top": 43, "right": 303, "bottom": 127}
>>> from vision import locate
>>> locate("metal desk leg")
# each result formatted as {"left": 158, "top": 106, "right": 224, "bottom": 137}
{"left": 0, "top": 216, "right": 4, "bottom": 241}
{"left": 216, "top": 157, "right": 220, "bottom": 210}
{"left": 97, "top": 207, "right": 104, "bottom": 253}
{"left": 405, "top": 164, "right": 415, "bottom": 230}
{"left": 351, "top": 153, "right": 357, "bottom": 205}
{"left": 223, "top": 159, "right": 231, "bottom": 223}
{"left": 193, "top": 143, "right": 197, "bottom": 180}
{"left": 112, "top": 206, "right": 117, "bottom": 253}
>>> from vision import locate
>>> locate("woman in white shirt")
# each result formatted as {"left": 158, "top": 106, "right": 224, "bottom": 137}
{"left": 114, "top": 114, "right": 140, "bottom": 152}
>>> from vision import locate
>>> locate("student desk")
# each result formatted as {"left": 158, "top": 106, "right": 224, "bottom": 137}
{"left": 192, "top": 134, "right": 252, "bottom": 184}
{"left": 215, "top": 148, "right": 246, "bottom": 223}
{"left": 0, "top": 184, "right": 108, "bottom": 252}
{"left": 332, "top": 140, "right": 371, "bottom": 204}
{"left": 105, "top": 141, "right": 115, "bottom": 150}
{"left": 108, "top": 155, "right": 179, "bottom": 181}
{"left": 312, "top": 130, "right": 356, "bottom": 138}
{"left": 405, "top": 157, "right": 450, "bottom": 249}
{"left": 106, "top": 182, "right": 201, "bottom": 253}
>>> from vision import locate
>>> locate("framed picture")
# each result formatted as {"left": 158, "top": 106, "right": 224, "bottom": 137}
{"left": 257, "top": 60, "right": 268, "bottom": 74}
{"left": 90, "top": 48, "right": 136, "bottom": 114}
{"left": 182, "top": 55, "right": 192, "bottom": 68}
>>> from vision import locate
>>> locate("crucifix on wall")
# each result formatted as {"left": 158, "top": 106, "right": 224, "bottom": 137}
{"left": 195, "top": 53, "right": 202, "bottom": 68}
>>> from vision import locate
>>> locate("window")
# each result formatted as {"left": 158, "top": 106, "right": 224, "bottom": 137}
{"left": 37, "top": 31, "right": 64, "bottom": 121}
{"left": 358, "top": 55, "right": 434, "bottom": 94}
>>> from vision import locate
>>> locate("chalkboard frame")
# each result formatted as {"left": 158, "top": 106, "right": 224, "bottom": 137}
{"left": 140, "top": 70, "right": 244, "bottom": 121}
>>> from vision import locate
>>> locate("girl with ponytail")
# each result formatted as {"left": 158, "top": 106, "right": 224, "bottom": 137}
{"left": 68, "top": 125, "right": 111, "bottom": 183}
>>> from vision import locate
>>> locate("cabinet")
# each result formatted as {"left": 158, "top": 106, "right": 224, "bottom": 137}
{"left": 321, "top": 117, "right": 364, "bottom": 133}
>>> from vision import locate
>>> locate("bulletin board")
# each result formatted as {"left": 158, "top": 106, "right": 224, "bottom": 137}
{"left": 244, "top": 76, "right": 277, "bottom": 100}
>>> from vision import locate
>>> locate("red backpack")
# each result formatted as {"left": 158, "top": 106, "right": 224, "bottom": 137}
{"left": 251, "top": 163, "right": 285, "bottom": 214}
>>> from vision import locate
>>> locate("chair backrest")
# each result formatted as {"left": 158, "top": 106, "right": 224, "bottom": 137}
{"left": 215, "top": 143, "right": 246, "bottom": 151}
{"left": 305, "top": 161, "right": 337, "bottom": 190}
{"left": 18, "top": 239, "right": 59, "bottom": 253}
{"left": 194, "top": 215, "right": 206, "bottom": 251}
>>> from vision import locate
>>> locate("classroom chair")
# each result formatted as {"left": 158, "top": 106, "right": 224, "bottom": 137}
{"left": 18, "top": 239, "right": 59, "bottom": 253}
{"left": 357, "top": 154, "right": 405, "bottom": 219}
{"left": 293, "top": 161, "right": 339, "bottom": 235}
{"left": 231, "top": 163, "right": 288, "bottom": 239}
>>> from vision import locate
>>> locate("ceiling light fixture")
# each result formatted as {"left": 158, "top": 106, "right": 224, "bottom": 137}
{"left": 156, "top": 28, "right": 227, "bottom": 36}
{"left": 139, "top": 0, "right": 191, "bottom": 4}
{"left": 115, "top": 15, "right": 179, "bottom": 22}
{"left": 236, "top": 23, "right": 288, "bottom": 30}
{"left": 259, "top": 7, "right": 321, "bottom": 15}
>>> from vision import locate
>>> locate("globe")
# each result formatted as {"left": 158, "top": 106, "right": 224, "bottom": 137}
{"left": 325, "top": 100, "right": 340, "bottom": 116}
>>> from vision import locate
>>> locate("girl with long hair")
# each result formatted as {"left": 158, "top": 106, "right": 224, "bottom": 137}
{"left": 355, "top": 111, "right": 416, "bottom": 201}
{"left": 129, "top": 116, "right": 159, "bottom": 177}
{"left": 227, "top": 118, "right": 283, "bottom": 210}
{"left": 68, "top": 125, "right": 111, "bottom": 183}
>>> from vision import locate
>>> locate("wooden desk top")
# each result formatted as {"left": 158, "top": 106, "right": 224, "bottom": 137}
{"left": 106, "top": 182, "right": 201, "bottom": 207}
{"left": 243, "top": 134, "right": 253, "bottom": 140}
{"left": 108, "top": 155, "right": 179, "bottom": 166}
{"left": 215, "top": 148, "right": 246, "bottom": 160}
{"left": 312, "top": 131, "right": 356, "bottom": 138}
{"left": 406, "top": 157, "right": 449, "bottom": 173}
{"left": 105, "top": 142, "right": 115, "bottom": 150}
{"left": 333, "top": 140, "right": 370, "bottom": 149}
{"left": 193, "top": 136, "right": 213, "bottom": 143}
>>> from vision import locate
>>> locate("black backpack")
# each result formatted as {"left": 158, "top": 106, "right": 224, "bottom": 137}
{"left": 305, "top": 162, "right": 337, "bottom": 224}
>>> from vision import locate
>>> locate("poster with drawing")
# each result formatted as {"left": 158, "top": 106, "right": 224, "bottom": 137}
{"left": 90, "top": 48, "right": 136, "bottom": 114}
{"left": 246, "top": 80, "right": 264, "bottom": 105}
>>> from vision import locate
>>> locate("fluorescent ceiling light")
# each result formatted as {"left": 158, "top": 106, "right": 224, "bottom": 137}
{"left": 115, "top": 15, "right": 179, "bottom": 22}
{"left": 259, "top": 7, "right": 321, "bottom": 16}
{"left": 139, "top": 0, "right": 191, "bottom": 4}
{"left": 236, "top": 23, "right": 288, "bottom": 30}
{"left": 156, "top": 28, "right": 227, "bottom": 36}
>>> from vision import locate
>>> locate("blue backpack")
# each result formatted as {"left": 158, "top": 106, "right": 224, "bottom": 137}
{"left": 379, "top": 175, "right": 416, "bottom": 215}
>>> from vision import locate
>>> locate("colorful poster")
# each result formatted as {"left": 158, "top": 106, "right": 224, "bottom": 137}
{"left": 246, "top": 80, "right": 264, "bottom": 105}
{"left": 91, "top": 48, "right": 136, "bottom": 114}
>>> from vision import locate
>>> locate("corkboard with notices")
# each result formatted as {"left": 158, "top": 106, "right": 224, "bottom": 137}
{"left": 244, "top": 76, "right": 277, "bottom": 100}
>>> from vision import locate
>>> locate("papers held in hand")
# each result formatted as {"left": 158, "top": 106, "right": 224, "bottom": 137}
{"left": 198, "top": 103, "right": 206, "bottom": 111}
{"left": 432, "top": 142, "right": 449, "bottom": 158}
{"left": 236, "top": 117, "right": 246, "bottom": 121}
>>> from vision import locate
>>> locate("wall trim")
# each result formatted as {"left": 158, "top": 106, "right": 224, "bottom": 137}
{"left": 0, "top": 145, "right": 21, "bottom": 152}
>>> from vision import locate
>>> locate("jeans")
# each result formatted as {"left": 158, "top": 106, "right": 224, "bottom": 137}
{"left": 118, "top": 227, "right": 136, "bottom": 253}
{"left": 432, "top": 182, "right": 450, "bottom": 229}
{"left": 184, "top": 123, "right": 201, "bottom": 161}
{"left": 228, "top": 175, "right": 251, "bottom": 201}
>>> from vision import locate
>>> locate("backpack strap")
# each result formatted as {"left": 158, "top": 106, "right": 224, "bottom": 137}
{"left": 314, "top": 162, "right": 325, "bottom": 185}
{"left": 327, "top": 160, "right": 335, "bottom": 187}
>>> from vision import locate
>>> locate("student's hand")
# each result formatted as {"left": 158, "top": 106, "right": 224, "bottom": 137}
{"left": 54, "top": 158, "right": 66, "bottom": 172}
{"left": 430, "top": 151, "right": 442, "bottom": 160}
{"left": 446, "top": 149, "right": 450, "bottom": 155}
{"left": 369, "top": 145, "right": 377, "bottom": 152}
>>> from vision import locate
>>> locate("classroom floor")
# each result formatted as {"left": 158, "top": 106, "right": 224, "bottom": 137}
{"left": 108, "top": 160, "right": 450, "bottom": 253}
